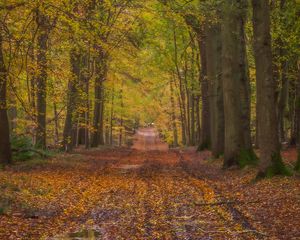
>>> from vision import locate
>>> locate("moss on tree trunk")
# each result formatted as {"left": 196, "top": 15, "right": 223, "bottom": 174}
{"left": 256, "top": 152, "right": 291, "bottom": 179}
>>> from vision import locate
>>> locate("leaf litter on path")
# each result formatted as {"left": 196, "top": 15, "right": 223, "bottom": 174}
{"left": 0, "top": 147, "right": 299, "bottom": 239}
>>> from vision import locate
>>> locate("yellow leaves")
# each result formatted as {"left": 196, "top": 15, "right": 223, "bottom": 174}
{"left": 2, "top": 148, "right": 298, "bottom": 239}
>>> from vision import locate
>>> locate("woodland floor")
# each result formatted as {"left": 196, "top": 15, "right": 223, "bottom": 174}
{"left": 0, "top": 147, "right": 299, "bottom": 240}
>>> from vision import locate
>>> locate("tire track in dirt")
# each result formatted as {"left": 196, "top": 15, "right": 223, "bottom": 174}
{"left": 50, "top": 148, "right": 262, "bottom": 239}
{"left": 177, "top": 151, "right": 263, "bottom": 240}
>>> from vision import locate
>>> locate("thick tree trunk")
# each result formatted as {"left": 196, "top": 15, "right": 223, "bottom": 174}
{"left": 62, "top": 48, "right": 80, "bottom": 152}
{"left": 35, "top": 10, "right": 49, "bottom": 148}
{"left": 77, "top": 52, "right": 90, "bottom": 146}
{"left": 222, "top": 0, "right": 255, "bottom": 168}
{"left": 197, "top": 30, "right": 211, "bottom": 150}
{"left": 206, "top": 23, "right": 224, "bottom": 158}
{"left": 91, "top": 50, "right": 106, "bottom": 147}
{"left": 252, "top": 0, "right": 288, "bottom": 177}
{"left": 0, "top": 33, "right": 12, "bottom": 165}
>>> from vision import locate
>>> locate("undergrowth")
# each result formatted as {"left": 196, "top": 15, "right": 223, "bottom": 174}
{"left": 11, "top": 135, "right": 55, "bottom": 162}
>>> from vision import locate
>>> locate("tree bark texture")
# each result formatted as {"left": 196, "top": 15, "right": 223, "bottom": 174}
{"left": 0, "top": 32, "right": 12, "bottom": 164}
{"left": 222, "top": 0, "right": 254, "bottom": 167}
{"left": 252, "top": 0, "right": 287, "bottom": 176}
{"left": 206, "top": 23, "right": 224, "bottom": 158}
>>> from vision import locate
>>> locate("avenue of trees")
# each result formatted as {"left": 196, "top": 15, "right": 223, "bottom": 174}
{"left": 0, "top": 0, "right": 299, "bottom": 178}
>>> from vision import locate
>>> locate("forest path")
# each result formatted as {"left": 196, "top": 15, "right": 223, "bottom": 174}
{"left": 2, "top": 143, "right": 295, "bottom": 240}
{"left": 46, "top": 148, "right": 259, "bottom": 240}
{"left": 131, "top": 127, "right": 169, "bottom": 151}
{"left": 0, "top": 148, "right": 263, "bottom": 239}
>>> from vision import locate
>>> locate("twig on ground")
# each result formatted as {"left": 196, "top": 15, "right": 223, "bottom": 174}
{"left": 194, "top": 200, "right": 260, "bottom": 206}
{"left": 198, "top": 227, "right": 267, "bottom": 237}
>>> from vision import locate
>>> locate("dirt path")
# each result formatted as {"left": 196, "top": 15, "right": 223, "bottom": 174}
{"left": 37, "top": 149, "right": 256, "bottom": 240}
{"left": 0, "top": 149, "right": 262, "bottom": 240}
{"left": 2, "top": 129, "right": 298, "bottom": 239}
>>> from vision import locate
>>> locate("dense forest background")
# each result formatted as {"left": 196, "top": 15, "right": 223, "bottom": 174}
{"left": 0, "top": 0, "right": 300, "bottom": 177}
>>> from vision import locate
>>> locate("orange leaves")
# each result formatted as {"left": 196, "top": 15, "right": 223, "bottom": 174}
{"left": 0, "top": 148, "right": 299, "bottom": 239}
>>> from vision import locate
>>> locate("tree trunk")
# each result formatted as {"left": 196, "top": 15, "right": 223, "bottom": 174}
{"left": 195, "top": 96, "right": 201, "bottom": 143}
{"left": 197, "top": 29, "right": 211, "bottom": 150}
{"left": 183, "top": 15, "right": 211, "bottom": 150}
{"left": 91, "top": 50, "right": 106, "bottom": 148}
{"left": 206, "top": 23, "right": 224, "bottom": 158}
{"left": 295, "top": 62, "right": 300, "bottom": 171}
{"left": 118, "top": 86, "right": 123, "bottom": 147}
{"left": 85, "top": 79, "right": 90, "bottom": 149}
{"left": 174, "top": 75, "right": 186, "bottom": 145}
{"left": 0, "top": 32, "right": 12, "bottom": 165}
{"left": 173, "top": 28, "right": 187, "bottom": 145}
{"left": 53, "top": 102, "right": 59, "bottom": 145}
{"left": 222, "top": 0, "right": 255, "bottom": 168}
{"left": 252, "top": 0, "right": 289, "bottom": 177}
{"left": 190, "top": 93, "right": 195, "bottom": 145}
{"left": 170, "top": 79, "right": 178, "bottom": 147}
{"left": 110, "top": 82, "right": 115, "bottom": 145}
{"left": 8, "top": 96, "right": 17, "bottom": 133}
{"left": 99, "top": 96, "right": 105, "bottom": 145}
{"left": 275, "top": 0, "right": 288, "bottom": 143}
{"left": 35, "top": 9, "right": 50, "bottom": 148}
{"left": 189, "top": 41, "right": 196, "bottom": 146}
{"left": 77, "top": 52, "right": 90, "bottom": 146}
{"left": 277, "top": 61, "right": 289, "bottom": 143}
{"left": 28, "top": 41, "right": 36, "bottom": 144}
{"left": 183, "top": 56, "right": 191, "bottom": 145}
{"left": 62, "top": 48, "right": 80, "bottom": 152}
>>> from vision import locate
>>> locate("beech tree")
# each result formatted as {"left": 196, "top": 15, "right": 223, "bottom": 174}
{"left": 252, "top": 0, "right": 289, "bottom": 177}
{"left": 222, "top": 0, "right": 255, "bottom": 167}
{"left": 0, "top": 30, "right": 12, "bottom": 164}
{"left": 295, "top": 62, "right": 300, "bottom": 171}
{"left": 35, "top": 5, "right": 56, "bottom": 148}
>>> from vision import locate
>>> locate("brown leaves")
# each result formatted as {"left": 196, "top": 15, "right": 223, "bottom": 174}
{"left": 0, "top": 148, "right": 299, "bottom": 239}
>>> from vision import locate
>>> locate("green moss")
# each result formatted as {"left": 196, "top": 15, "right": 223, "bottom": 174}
{"left": 238, "top": 148, "right": 258, "bottom": 168}
{"left": 223, "top": 148, "right": 257, "bottom": 169}
{"left": 256, "top": 152, "right": 292, "bottom": 179}
{"left": 295, "top": 150, "right": 300, "bottom": 172}
{"left": 197, "top": 140, "right": 210, "bottom": 151}
{"left": 213, "top": 152, "right": 223, "bottom": 159}
{"left": 0, "top": 197, "right": 12, "bottom": 216}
